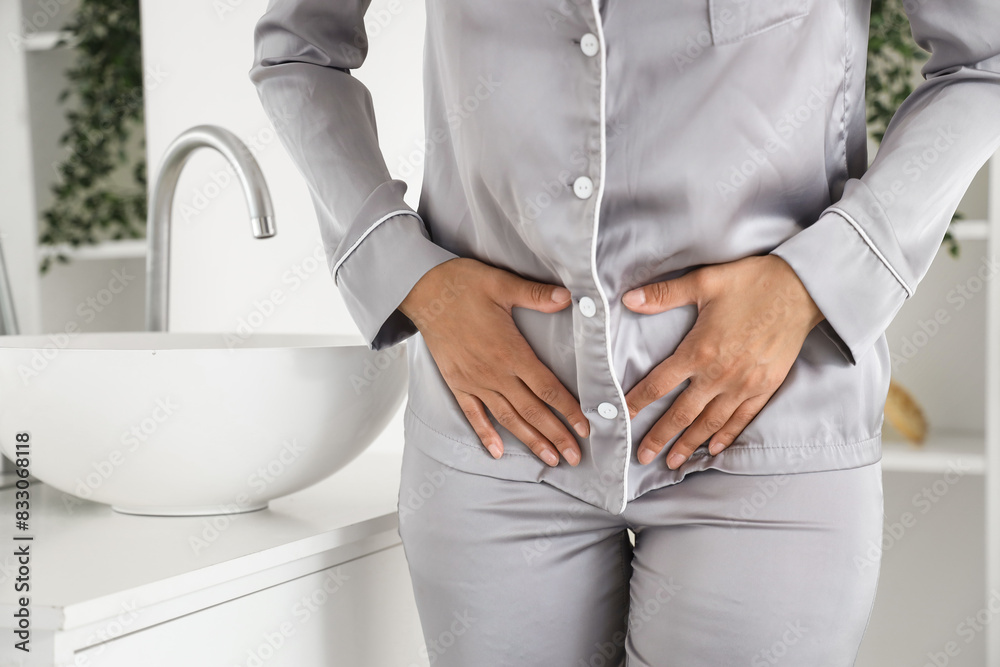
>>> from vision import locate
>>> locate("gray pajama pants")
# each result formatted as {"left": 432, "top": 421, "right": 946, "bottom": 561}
{"left": 397, "top": 442, "right": 884, "bottom": 667}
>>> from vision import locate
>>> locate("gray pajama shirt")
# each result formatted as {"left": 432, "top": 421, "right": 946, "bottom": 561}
{"left": 250, "top": 0, "right": 1000, "bottom": 515}
{"left": 249, "top": 0, "right": 997, "bottom": 662}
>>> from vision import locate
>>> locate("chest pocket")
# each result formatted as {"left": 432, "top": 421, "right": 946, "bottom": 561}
{"left": 709, "top": 0, "right": 811, "bottom": 45}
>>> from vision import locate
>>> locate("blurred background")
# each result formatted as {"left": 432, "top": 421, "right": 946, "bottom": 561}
{"left": 1, "top": 0, "right": 999, "bottom": 665}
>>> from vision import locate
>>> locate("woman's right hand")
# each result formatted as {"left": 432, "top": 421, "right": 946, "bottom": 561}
{"left": 398, "top": 257, "right": 588, "bottom": 467}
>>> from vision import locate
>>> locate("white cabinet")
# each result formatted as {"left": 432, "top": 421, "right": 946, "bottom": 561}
{"left": 0, "top": 450, "right": 428, "bottom": 667}
{"left": 73, "top": 546, "right": 424, "bottom": 667}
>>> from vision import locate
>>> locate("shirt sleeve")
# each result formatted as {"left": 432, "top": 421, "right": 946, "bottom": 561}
{"left": 769, "top": 0, "right": 1000, "bottom": 365}
{"left": 249, "top": 0, "right": 460, "bottom": 351}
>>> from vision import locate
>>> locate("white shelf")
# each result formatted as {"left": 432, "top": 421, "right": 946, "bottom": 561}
{"left": 21, "top": 30, "right": 74, "bottom": 51}
{"left": 948, "top": 218, "right": 989, "bottom": 240}
{"left": 38, "top": 239, "right": 147, "bottom": 261}
{"left": 881, "top": 431, "right": 985, "bottom": 474}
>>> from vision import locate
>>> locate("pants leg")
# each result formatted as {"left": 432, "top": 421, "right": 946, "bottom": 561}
{"left": 397, "top": 442, "right": 632, "bottom": 667}
{"left": 622, "top": 461, "right": 885, "bottom": 667}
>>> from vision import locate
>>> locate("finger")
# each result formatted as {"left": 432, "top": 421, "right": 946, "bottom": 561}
{"left": 505, "top": 379, "right": 582, "bottom": 466}
{"left": 518, "top": 357, "right": 591, "bottom": 439}
{"left": 664, "top": 393, "right": 742, "bottom": 469}
{"left": 496, "top": 272, "right": 572, "bottom": 314}
{"left": 621, "top": 269, "right": 702, "bottom": 315}
{"left": 480, "top": 391, "right": 562, "bottom": 467}
{"left": 455, "top": 391, "right": 504, "bottom": 459}
{"left": 636, "top": 386, "right": 714, "bottom": 465}
{"left": 625, "top": 355, "right": 692, "bottom": 419}
{"left": 707, "top": 393, "right": 772, "bottom": 455}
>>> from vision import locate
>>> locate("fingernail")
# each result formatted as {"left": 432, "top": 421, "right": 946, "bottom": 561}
{"left": 638, "top": 448, "right": 655, "bottom": 465}
{"left": 708, "top": 441, "right": 724, "bottom": 455}
{"left": 623, "top": 289, "right": 645, "bottom": 307}
{"left": 574, "top": 420, "right": 590, "bottom": 438}
{"left": 541, "top": 450, "right": 559, "bottom": 466}
{"left": 667, "top": 452, "right": 685, "bottom": 469}
{"left": 564, "top": 449, "right": 580, "bottom": 466}
{"left": 551, "top": 287, "right": 571, "bottom": 302}
{"left": 487, "top": 441, "right": 502, "bottom": 459}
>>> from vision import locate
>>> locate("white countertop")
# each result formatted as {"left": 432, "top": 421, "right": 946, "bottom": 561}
{"left": 0, "top": 447, "right": 404, "bottom": 648}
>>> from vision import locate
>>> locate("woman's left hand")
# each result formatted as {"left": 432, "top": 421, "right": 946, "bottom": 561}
{"left": 621, "top": 255, "right": 825, "bottom": 469}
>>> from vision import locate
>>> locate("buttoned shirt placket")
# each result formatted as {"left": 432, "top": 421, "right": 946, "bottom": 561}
{"left": 579, "top": 0, "right": 632, "bottom": 516}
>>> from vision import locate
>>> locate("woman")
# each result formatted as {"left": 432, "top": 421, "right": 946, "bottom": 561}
{"left": 250, "top": 0, "right": 1000, "bottom": 664}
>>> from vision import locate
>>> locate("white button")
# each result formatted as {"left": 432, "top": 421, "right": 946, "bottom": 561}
{"left": 573, "top": 176, "right": 594, "bottom": 199}
{"left": 578, "top": 296, "right": 597, "bottom": 317}
{"left": 580, "top": 33, "right": 600, "bottom": 57}
{"left": 598, "top": 402, "right": 619, "bottom": 420}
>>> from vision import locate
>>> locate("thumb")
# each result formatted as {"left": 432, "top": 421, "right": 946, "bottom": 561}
{"left": 500, "top": 274, "right": 572, "bottom": 313}
{"left": 622, "top": 272, "right": 700, "bottom": 313}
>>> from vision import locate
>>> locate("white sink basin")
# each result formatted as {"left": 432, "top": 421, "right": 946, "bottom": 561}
{"left": 0, "top": 332, "right": 406, "bottom": 516}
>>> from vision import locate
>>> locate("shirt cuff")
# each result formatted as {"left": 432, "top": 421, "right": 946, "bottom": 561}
{"left": 769, "top": 205, "right": 911, "bottom": 366}
{"left": 330, "top": 181, "right": 460, "bottom": 351}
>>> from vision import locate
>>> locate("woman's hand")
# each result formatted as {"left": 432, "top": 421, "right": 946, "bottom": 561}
{"left": 621, "top": 255, "right": 825, "bottom": 469}
{"left": 399, "top": 257, "right": 589, "bottom": 467}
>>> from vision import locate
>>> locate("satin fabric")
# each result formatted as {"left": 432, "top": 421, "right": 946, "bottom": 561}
{"left": 250, "top": 0, "right": 1000, "bottom": 514}
{"left": 397, "top": 440, "right": 885, "bottom": 666}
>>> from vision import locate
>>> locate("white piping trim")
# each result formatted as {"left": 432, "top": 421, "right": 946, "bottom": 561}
{"left": 587, "top": 0, "right": 633, "bottom": 516}
{"left": 826, "top": 206, "right": 914, "bottom": 297}
{"left": 331, "top": 209, "right": 419, "bottom": 284}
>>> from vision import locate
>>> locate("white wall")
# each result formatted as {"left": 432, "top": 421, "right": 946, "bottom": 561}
{"left": 0, "top": 0, "right": 43, "bottom": 334}
{"left": 139, "top": 0, "right": 428, "bottom": 454}
{"left": 139, "top": 0, "right": 426, "bottom": 336}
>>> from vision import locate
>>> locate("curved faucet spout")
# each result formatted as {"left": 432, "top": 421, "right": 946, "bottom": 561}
{"left": 145, "top": 125, "right": 276, "bottom": 331}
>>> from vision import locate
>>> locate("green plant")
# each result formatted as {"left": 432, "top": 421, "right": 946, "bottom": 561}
{"left": 38, "top": 0, "right": 146, "bottom": 274}
{"left": 866, "top": 0, "right": 962, "bottom": 257}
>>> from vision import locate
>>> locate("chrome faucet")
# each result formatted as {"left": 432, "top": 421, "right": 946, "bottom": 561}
{"left": 145, "top": 125, "right": 276, "bottom": 331}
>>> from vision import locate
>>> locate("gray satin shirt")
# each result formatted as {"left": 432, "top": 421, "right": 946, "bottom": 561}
{"left": 250, "top": 0, "right": 1000, "bottom": 515}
